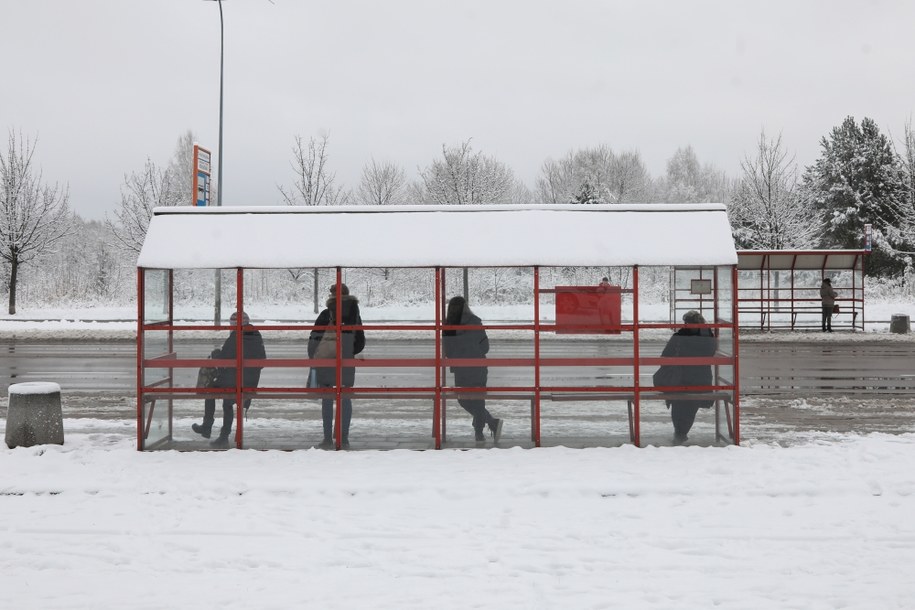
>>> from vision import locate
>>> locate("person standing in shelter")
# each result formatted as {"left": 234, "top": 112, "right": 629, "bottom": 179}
{"left": 659, "top": 310, "right": 718, "bottom": 445}
{"left": 443, "top": 296, "right": 503, "bottom": 444}
{"left": 192, "top": 311, "right": 266, "bottom": 448}
{"left": 308, "top": 284, "right": 366, "bottom": 449}
{"left": 820, "top": 277, "right": 837, "bottom": 333}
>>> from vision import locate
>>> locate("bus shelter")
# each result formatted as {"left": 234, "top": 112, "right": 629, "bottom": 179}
{"left": 736, "top": 249, "right": 867, "bottom": 331}
{"left": 136, "top": 204, "right": 740, "bottom": 451}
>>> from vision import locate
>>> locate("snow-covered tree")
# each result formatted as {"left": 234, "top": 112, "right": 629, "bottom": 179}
{"left": 105, "top": 131, "right": 198, "bottom": 256}
{"left": 0, "top": 131, "right": 73, "bottom": 314}
{"left": 896, "top": 120, "right": 915, "bottom": 247}
{"left": 661, "top": 145, "right": 731, "bottom": 203}
{"left": 729, "top": 130, "right": 817, "bottom": 249}
{"left": 610, "top": 150, "right": 650, "bottom": 203}
{"left": 106, "top": 158, "right": 178, "bottom": 255}
{"left": 416, "top": 140, "right": 517, "bottom": 205}
{"left": 535, "top": 154, "right": 576, "bottom": 204}
{"left": 357, "top": 158, "right": 406, "bottom": 205}
{"left": 535, "top": 146, "right": 650, "bottom": 204}
{"left": 801, "top": 116, "right": 908, "bottom": 275}
{"left": 278, "top": 133, "right": 350, "bottom": 206}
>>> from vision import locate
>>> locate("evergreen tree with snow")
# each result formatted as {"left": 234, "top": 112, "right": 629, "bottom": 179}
{"left": 801, "top": 116, "right": 909, "bottom": 275}
{"left": 570, "top": 181, "right": 602, "bottom": 204}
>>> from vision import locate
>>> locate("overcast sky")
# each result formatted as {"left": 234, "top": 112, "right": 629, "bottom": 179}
{"left": 3, "top": 0, "right": 914, "bottom": 220}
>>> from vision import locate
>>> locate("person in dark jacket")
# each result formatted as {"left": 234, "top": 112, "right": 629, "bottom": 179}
{"left": 820, "top": 277, "right": 837, "bottom": 332}
{"left": 308, "top": 284, "right": 366, "bottom": 449}
{"left": 442, "top": 296, "right": 503, "bottom": 444}
{"left": 192, "top": 310, "right": 267, "bottom": 448}
{"left": 659, "top": 310, "right": 718, "bottom": 445}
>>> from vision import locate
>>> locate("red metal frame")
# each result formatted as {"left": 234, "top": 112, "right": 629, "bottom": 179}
{"left": 137, "top": 264, "right": 740, "bottom": 451}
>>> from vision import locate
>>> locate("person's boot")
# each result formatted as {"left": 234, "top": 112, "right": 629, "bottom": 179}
{"left": 474, "top": 429, "right": 486, "bottom": 444}
{"left": 210, "top": 411, "right": 233, "bottom": 448}
{"left": 192, "top": 423, "right": 212, "bottom": 438}
{"left": 489, "top": 419, "right": 504, "bottom": 443}
{"left": 210, "top": 434, "right": 230, "bottom": 448}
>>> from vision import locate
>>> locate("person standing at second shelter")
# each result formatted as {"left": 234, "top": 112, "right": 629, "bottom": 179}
{"left": 443, "top": 296, "right": 503, "bottom": 444}
{"left": 308, "top": 284, "right": 366, "bottom": 449}
{"left": 820, "top": 278, "right": 837, "bottom": 333}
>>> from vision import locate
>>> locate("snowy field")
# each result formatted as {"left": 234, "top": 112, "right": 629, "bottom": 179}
{"left": 2, "top": 305, "right": 915, "bottom": 608}
{"left": 1, "top": 298, "right": 913, "bottom": 338}
{"left": 2, "top": 425, "right": 914, "bottom": 609}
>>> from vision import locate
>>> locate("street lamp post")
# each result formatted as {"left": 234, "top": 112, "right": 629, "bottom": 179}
{"left": 209, "top": 0, "right": 225, "bottom": 325}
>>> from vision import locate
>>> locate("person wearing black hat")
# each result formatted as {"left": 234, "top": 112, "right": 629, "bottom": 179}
{"left": 820, "top": 278, "right": 837, "bottom": 332}
{"left": 658, "top": 310, "right": 718, "bottom": 445}
{"left": 192, "top": 310, "right": 267, "bottom": 448}
{"left": 308, "top": 283, "right": 366, "bottom": 449}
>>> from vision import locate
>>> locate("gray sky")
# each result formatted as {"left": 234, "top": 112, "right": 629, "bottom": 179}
{"left": 2, "top": 0, "right": 914, "bottom": 220}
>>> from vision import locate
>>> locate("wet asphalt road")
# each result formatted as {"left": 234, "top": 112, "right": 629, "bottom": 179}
{"left": 1, "top": 338, "right": 913, "bottom": 397}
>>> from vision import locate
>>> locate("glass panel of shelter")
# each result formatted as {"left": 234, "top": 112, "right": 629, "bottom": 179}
{"left": 138, "top": 264, "right": 738, "bottom": 450}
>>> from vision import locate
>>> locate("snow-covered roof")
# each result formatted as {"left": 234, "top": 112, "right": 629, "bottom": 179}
{"left": 137, "top": 204, "right": 738, "bottom": 269}
{"left": 738, "top": 250, "right": 868, "bottom": 271}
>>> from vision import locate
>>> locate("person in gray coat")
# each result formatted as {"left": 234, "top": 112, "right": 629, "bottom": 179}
{"left": 443, "top": 296, "right": 503, "bottom": 444}
{"left": 820, "top": 278, "right": 837, "bottom": 332}
{"left": 659, "top": 310, "right": 718, "bottom": 444}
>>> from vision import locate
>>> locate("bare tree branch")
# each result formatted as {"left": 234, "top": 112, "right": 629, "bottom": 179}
{"left": 278, "top": 133, "right": 350, "bottom": 206}
{"left": 357, "top": 158, "right": 406, "bottom": 205}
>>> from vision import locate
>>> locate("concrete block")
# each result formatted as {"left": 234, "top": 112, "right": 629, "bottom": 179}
{"left": 890, "top": 314, "right": 910, "bottom": 334}
{"left": 5, "top": 382, "right": 64, "bottom": 448}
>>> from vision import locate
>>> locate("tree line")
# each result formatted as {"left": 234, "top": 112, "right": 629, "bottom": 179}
{"left": 2, "top": 116, "right": 914, "bottom": 314}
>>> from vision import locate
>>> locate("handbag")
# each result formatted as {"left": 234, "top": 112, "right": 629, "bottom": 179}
{"left": 196, "top": 365, "right": 218, "bottom": 388}
{"left": 832, "top": 304, "right": 840, "bottom": 314}
{"left": 314, "top": 331, "right": 337, "bottom": 359}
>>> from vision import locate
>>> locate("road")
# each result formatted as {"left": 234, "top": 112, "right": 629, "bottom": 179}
{"left": 1, "top": 337, "right": 913, "bottom": 397}
{"left": 2, "top": 337, "right": 914, "bottom": 445}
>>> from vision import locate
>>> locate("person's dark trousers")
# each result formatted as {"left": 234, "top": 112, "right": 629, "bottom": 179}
{"left": 670, "top": 401, "right": 702, "bottom": 439}
{"left": 322, "top": 396, "right": 353, "bottom": 442}
{"left": 821, "top": 305, "right": 832, "bottom": 331}
{"left": 205, "top": 397, "right": 250, "bottom": 440}
{"left": 458, "top": 398, "right": 496, "bottom": 435}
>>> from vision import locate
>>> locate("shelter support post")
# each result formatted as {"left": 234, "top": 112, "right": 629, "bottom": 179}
{"left": 632, "top": 265, "right": 640, "bottom": 447}
{"left": 234, "top": 268, "right": 245, "bottom": 449}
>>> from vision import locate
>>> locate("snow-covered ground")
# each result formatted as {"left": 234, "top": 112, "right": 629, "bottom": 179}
{"left": 2, "top": 305, "right": 915, "bottom": 608}
{"left": 2, "top": 426, "right": 914, "bottom": 609}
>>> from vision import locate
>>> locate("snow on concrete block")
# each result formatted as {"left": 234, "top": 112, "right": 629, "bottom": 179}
{"left": 5, "top": 382, "right": 64, "bottom": 448}
{"left": 8, "top": 381, "right": 61, "bottom": 395}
